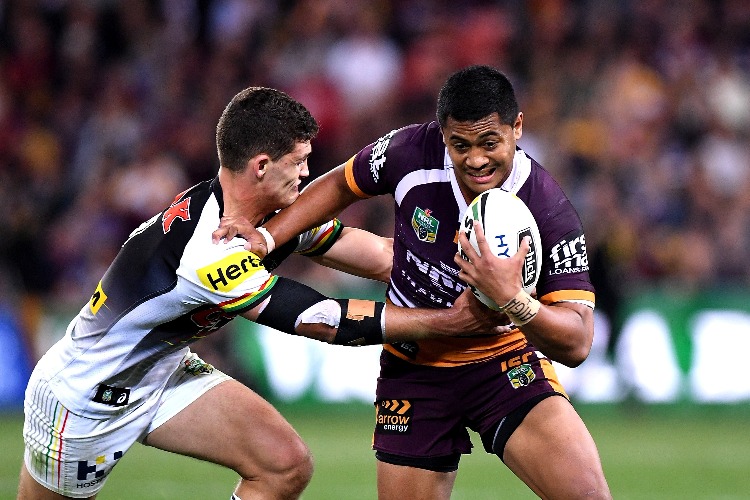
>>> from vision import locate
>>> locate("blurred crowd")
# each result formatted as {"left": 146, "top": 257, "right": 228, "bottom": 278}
{"left": 1, "top": 0, "right": 749, "bottom": 362}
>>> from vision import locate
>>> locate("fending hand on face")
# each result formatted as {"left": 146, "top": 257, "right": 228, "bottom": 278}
{"left": 212, "top": 215, "right": 271, "bottom": 257}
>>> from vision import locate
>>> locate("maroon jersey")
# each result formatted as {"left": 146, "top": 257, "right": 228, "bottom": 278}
{"left": 344, "top": 122, "right": 594, "bottom": 366}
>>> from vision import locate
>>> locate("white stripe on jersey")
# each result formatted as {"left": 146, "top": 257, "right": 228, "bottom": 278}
{"left": 394, "top": 168, "right": 451, "bottom": 206}
{"left": 501, "top": 149, "right": 532, "bottom": 194}
{"left": 387, "top": 282, "right": 417, "bottom": 308}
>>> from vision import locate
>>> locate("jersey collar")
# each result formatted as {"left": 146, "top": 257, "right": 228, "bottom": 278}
{"left": 445, "top": 147, "right": 532, "bottom": 224}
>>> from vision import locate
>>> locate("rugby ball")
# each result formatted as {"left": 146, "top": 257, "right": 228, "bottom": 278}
{"left": 458, "top": 189, "right": 542, "bottom": 310}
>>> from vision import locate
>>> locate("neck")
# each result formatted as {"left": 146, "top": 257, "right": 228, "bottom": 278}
{"left": 218, "top": 166, "right": 269, "bottom": 226}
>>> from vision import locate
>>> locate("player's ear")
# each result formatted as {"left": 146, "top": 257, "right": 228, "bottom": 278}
{"left": 250, "top": 154, "right": 271, "bottom": 179}
{"left": 513, "top": 112, "right": 523, "bottom": 140}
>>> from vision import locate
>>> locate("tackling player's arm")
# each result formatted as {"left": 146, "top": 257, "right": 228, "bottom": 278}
{"left": 456, "top": 223, "right": 593, "bottom": 367}
{"left": 307, "top": 227, "right": 393, "bottom": 283}
{"left": 241, "top": 277, "right": 508, "bottom": 346}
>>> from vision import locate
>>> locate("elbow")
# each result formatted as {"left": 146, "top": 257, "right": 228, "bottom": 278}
{"left": 374, "top": 267, "right": 393, "bottom": 283}
{"left": 551, "top": 303, "right": 595, "bottom": 368}
{"left": 557, "top": 339, "right": 592, "bottom": 368}
{"left": 560, "top": 349, "right": 589, "bottom": 368}
{"left": 374, "top": 238, "right": 394, "bottom": 283}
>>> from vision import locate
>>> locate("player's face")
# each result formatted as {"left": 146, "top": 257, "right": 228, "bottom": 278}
{"left": 265, "top": 141, "right": 312, "bottom": 208}
{"left": 442, "top": 112, "right": 522, "bottom": 203}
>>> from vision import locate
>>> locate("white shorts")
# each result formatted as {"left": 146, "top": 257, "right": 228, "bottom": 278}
{"left": 23, "top": 350, "right": 232, "bottom": 498}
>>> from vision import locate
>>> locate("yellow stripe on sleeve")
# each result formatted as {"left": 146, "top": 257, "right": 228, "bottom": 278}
{"left": 540, "top": 289, "right": 595, "bottom": 307}
{"left": 344, "top": 157, "right": 372, "bottom": 199}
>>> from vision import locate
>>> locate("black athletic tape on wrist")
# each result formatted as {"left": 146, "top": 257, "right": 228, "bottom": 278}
{"left": 260, "top": 237, "right": 297, "bottom": 271}
{"left": 333, "top": 299, "right": 385, "bottom": 346}
{"left": 256, "top": 277, "right": 328, "bottom": 335}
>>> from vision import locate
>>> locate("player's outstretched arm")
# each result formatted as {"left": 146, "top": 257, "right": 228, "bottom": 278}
{"left": 268, "top": 164, "right": 359, "bottom": 251}
{"left": 241, "top": 277, "right": 509, "bottom": 346}
{"left": 455, "top": 223, "right": 593, "bottom": 367}
{"left": 213, "top": 164, "right": 358, "bottom": 257}
{"left": 308, "top": 227, "right": 393, "bottom": 283}
{"left": 384, "top": 287, "right": 511, "bottom": 341}
{"left": 214, "top": 219, "right": 394, "bottom": 283}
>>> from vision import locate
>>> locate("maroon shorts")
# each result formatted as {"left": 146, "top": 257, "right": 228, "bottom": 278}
{"left": 373, "top": 344, "right": 566, "bottom": 468}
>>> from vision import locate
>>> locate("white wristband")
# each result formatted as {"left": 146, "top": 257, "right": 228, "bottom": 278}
{"left": 256, "top": 226, "right": 276, "bottom": 253}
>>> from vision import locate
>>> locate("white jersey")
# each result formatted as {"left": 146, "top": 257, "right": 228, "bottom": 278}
{"left": 37, "top": 178, "right": 342, "bottom": 418}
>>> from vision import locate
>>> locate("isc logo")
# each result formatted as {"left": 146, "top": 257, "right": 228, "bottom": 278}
{"left": 197, "top": 252, "right": 263, "bottom": 292}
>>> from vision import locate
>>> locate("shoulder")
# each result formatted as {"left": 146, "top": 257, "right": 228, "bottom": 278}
{"left": 179, "top": 228, "right": 274, "bottom": 310}
{"left": 115, "top": 180, "right": 217, "bottom": 279}
{"left": 358, "top": 122, "right": 443, "bottom": 166}
{"left": 515, "top": 153, "right": 594, "bottom": 300}
{"left": 165, "top": 182, "right": 273, "bottom": 300}
{"left": 515, "top": 152, "right": 577, "bottom": 226}
{"left": 348, "top": 122, "right": 445, "bottom": 194}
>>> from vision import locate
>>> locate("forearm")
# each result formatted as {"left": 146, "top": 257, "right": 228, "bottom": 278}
{"left": 516, "top": 301, "right": 594, "bottom": 367}
{"left": 244, "top": 278, "right": 507, "bottom": 346}
{"left": 383, "top": 304, "right": 478, "bottom": 342}
{"left": 310, "top": 228, "right": 393, "bottom": 283}
{"left": 266, "top": 165, "right": 360, "bottom": 247}
{"left": 293, "top": 302, "right": 445, "bottom": 345}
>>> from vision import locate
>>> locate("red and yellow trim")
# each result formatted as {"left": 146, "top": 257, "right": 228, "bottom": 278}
{"left": 219, "top": 275, "right": 278, "bottom": 313}
{"left": 297, "top": 219, "right": 343, "bottom": 257}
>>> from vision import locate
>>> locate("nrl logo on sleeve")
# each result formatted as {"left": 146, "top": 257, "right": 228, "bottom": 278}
{"left": 197, "top": 252, "right": 263, "bottom": 292}
{"left": 411, "top": 207, "right": 439, "bottom": 243}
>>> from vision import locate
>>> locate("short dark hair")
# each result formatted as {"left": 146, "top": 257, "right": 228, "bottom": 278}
{"left": 436, "top": 65, "right": 519, "bottom": 127}
{"left": 216, "top": 87, "right": 319, "bottom": 172}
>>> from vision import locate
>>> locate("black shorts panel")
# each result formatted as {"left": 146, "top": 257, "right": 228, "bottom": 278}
{"left": 479, "top": 391, "right": 564, "bottom": 462}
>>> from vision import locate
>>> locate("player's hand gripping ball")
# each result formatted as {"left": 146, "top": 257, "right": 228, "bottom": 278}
{"left": 458, "top": 189, "right": 542, "bottom": 310}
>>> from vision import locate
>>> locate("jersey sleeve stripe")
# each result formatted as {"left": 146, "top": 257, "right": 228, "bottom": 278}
{"left": 296, "top": 219, "right": 343, "bottom": 257}
{"left": 539, "top": 289, "right": 595, "bottom": 308}
{"left": 219, "top": 275, "right": 278, "bottom": 313}
{"left": 344, "top": 157, "right": 371, "bottom": 199}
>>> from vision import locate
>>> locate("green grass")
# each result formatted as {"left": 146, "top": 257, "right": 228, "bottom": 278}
{"left": 2, "top": 403, "right": 750, "bottom": 499}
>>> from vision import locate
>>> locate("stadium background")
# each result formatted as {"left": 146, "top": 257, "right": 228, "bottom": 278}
{"left": 1, "top": 0, "right": 749, "bottom": 498}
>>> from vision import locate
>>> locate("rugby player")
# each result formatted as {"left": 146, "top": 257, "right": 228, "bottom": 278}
{"left": 216, "top": 67, "right": 612, "bottom": 499}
